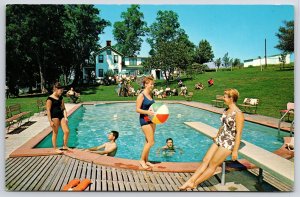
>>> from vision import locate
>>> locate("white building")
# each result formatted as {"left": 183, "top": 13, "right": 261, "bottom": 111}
{"left": 94, "top": 41, "right": 164, "bottom": 80}
{"left": 244, "top": 54, "right": 291, "bottom": 67}
{"left": 94, "top": 41, "right": 123, "bottom": 78}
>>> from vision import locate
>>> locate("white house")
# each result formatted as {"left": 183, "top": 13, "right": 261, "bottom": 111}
{"left": 244, "top": 54, "right": 291, "bottom": 67}
{"left": 94, "top": 41, "right": 164, "bottom": 80}
{"left": 94, "top": 41, "right": 123, "bottom": 78}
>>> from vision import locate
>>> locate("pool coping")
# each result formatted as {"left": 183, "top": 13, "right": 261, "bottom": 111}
{"left": 9, "top": 100, "right": 289, "bottom": 172}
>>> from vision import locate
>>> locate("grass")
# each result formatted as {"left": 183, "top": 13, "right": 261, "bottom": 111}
{"left": 6, "top": 65, "right": 294, "bottom": 118}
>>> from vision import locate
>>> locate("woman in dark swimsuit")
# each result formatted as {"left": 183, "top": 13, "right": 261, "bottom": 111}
{"left": 179, "top": 88, "right": 244, "bottom": 190}
{"left": 46, "top": 82, "right": 70, "bottom": 154}
{"left": 136, "top": 76, "right": 156, "bottom": 169}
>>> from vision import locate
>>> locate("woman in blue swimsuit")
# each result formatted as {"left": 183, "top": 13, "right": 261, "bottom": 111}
{"left": 136, "top": 76, "right": 156, "bottom": 169}
{"left": 46, "top": 82, "right": 70, "bottom": 154}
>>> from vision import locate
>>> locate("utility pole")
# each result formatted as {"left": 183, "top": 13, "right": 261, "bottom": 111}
{"left": 265, "top": 38, "right": 267, "bottom": 68}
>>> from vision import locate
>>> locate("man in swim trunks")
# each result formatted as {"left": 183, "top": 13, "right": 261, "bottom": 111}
{"left": 84, "top": 131, "right": 119, "bottom": 157}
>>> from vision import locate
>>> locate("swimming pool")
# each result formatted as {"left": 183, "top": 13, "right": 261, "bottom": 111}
{"left": 36, "top": 103, "right": 288, "bottom": 162}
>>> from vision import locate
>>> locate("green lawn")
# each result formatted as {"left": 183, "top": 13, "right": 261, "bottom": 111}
{"left": 6, "top": 65, "right": 294, "bottom": 118}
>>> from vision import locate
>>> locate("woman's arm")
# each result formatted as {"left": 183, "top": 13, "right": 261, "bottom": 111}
{"left": 212, "top": 126, "right": 223, "bottom": 141}
{"left": 232, "top": 111, "right": 244, "bottom": 161}
{"left": 136, "top": 94, "right": 154, "bottom": 115}
{"left": 46, "top": 99, "right": 54, "bottom": 127}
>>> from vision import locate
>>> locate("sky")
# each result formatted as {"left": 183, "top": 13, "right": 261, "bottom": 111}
{"left": 94, "top": 4, "right": 294, "bottom": 62}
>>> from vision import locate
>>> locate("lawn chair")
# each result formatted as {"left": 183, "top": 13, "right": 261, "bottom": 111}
{"left": 238, "top": 98, "right": 259, "bottom": 114}
{"left": 280, "top": 102, "right": 294, "bottom": 121}
{"left": 185, "top": 92, "right": 194, "bottom": 101}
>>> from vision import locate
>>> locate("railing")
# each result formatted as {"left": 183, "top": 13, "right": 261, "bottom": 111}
{"left": 278, "top": 109, "right": 294, "bottom": 137}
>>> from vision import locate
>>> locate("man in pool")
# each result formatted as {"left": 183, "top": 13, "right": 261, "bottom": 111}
{"left": 84, "top": 131, "right": 119, "bottom": 157}
{"left": 156, "top": 138, "right": 183, "bottom": 156}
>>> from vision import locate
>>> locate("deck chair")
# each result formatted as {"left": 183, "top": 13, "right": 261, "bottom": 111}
{"left": 280, "top": 102, "right": 294, "bottom": 121}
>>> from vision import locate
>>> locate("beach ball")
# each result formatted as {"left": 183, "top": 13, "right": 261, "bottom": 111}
{"left": 149, "top": 103, "right": 169, "bottom": 124}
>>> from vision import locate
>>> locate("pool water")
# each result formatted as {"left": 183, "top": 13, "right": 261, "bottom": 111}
{"left": 36, "top": 103, "right": 288, "bottom": 162}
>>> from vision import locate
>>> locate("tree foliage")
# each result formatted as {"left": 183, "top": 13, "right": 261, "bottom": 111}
{"left": 222, "top": 52, "right": 230, "bottom": 68}
{"left": 145, "top": 10, "right": 195, "bottom": 82}
{"left": 194, "top": 39, "right": 214, "bottom": 64}
{"left": 6, "top": 5, "right": 110, "bottom": 93}
{"left": 275, "top": 20, "right": 294, "bottom": 53}
{"left": 113, "top": 5, "right": 148, "bottom": 56}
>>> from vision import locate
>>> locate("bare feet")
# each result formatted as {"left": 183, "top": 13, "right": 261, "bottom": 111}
{"left": 62, "top": 146, "right": 70, "bottom": 150}
{"left": 54, "top": 148, "right": 63, "bottom": 154}
{"left": 139, "top": 160, "right": 151, "bottom": 170}
{"left": 146, "top": 161, "right": 155, "bottom": 167}
{"left": 179, "top": 181, "right": 196, "bottom": 191}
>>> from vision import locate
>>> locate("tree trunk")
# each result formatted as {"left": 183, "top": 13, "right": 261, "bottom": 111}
{"left": 36, "top": 52, "right": 47, "bottom": 93}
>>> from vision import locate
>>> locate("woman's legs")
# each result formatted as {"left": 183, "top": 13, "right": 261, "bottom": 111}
{"left": 192, "top": 146, "right": 232, "bottom": 189}
{"left": 60, "top": 118, "right": 70, "bottom": 149}
{"left": 145, "top": 124, "right": 156, "bottom": 166}
{"left": 51, "top": 118, "right": 62, "bottom": 154}
{"left": 140, "top": 124, "right": 155, "bottom": 169}
{"left": 179, "top": 143, "right": 219, "bottom": 190}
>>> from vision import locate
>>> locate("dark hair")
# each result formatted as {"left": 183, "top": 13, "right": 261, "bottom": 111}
{"left": 53, "top": 82, "right": 63, "bottom": 89}
{"left": 166, "top": 138, "right": 173, "bottom": 143}
{"left": 111, "top": 131, "right": 119, "bottom": 140}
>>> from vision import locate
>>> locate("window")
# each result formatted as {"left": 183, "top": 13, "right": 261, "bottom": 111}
{"left": 98, "top": 69, "right": 104, "bottom": 77}
{"left": 114, "top": 69, "right": 118, "bottom": 74}
{"left": 114, "top": 55, "right": 118, "bottom": 63}
{"left": 129, "top": 58, "right": 137, "bottom": 65}
{"left": 107, "top": 49, "right": 111, "bottom": 55}
{"left": 98, "top": 55, "right": 103, "bottom": 63}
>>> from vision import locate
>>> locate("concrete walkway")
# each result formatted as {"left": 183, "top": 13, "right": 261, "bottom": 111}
{"left": 5, "top": 103, "right": 78, "bottom": 159}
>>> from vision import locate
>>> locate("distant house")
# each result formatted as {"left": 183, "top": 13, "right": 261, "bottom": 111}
{"left": 94, "top": 40, "right": 164, "bottom": 80}
{"left": 244, "top": 54, "right": 291, "bottom": 67}
{"left": 94, "top": 40, "right": 123, "bottom": 78}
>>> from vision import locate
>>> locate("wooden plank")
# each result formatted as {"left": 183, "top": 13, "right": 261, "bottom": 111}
{"left": 124, "top": 169, "right": 137, "bottom": 191}
{"left": 74, "top": 160, "right": 84, "bottom": 179}
{"left": 59, "top": 157, "right": 77, "bottom": 191}
{"left": 131, "top": 170, "right": 144, "bottom": 191}
{"left": 85, "top": 162, "right": 92, "bottom": 191}
{"left": 68, "top": 158, "right": 80, "bottom": 181}
{"left": 168, "top": 172, "right": 183, "bottom": 191}
{"left": 12, "top": 156, "right": 47, "bottom": 191}
{"left": 163, "top": 172, "right": 179, "bottom": 191}
{"left": 157, "top": 172, "right": 173, "bottom": 191}
{"left": 30, "top": 155, "right": 61, "bottom": 191}
{"left": 117, "top": 180, "right": 125, "bottom": 191}
{"left": 48, "top": 156, "right": 71, "bottom": 191}
{"left": 5, "top": 157, "right": 22, "bottom": 173}
{"left": 112, "top": 180, "right": 119, "bottom": 191}
{"left": 90, "top": 163, "right": 97, "bottom": 191}
{"left": 111, "top": 167, "right": 118, "bottom": 181}
{"left": 20, "top": 156, "right": 55, "bottom": 191}
{"left": 142, "top": 171, "right": 155, "bottom": 191}
{"left": 39, "top": 156, "right": 65, "bottom": 191}
{"left": 148, "top": 172, "right": 162, "bottom": 191}
{"left": 95, "top": 164, "right": 102, "bottom": 191}
{"left": 8, "top": 156, "right": 45, "bottom": 191}
{"left": 101, "top": 166, "right": 107, "bottom": 191}
{"left": 54, "top": 156, "right": 74, "bottom": 191}
{"left": 5, "top": 156, "right": 33, "bottom": 182}
{"left": 153, "top": 172, "right": 168, "bottom": 191}
{"left": 80, "top": 161, "right": 88, "bottom": 179}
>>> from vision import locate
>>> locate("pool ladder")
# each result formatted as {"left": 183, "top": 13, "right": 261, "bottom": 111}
{"left": 278, "top": 109, "right": 294, "bottom": 137}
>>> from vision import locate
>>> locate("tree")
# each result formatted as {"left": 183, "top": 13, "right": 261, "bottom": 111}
{"left": 113, "top": 5, "right": 147, "bottom": 56}
{"left": 232, "top": 58, "right": 241, "bottom": 67}
{"left": 194, "top": 40, "right": 214, "bottom": 64}
{"left": 279, "top": 53, "right": 288, "bottom": 69}
{"left": 146, "top": 10, "right": 195, "bottom": 83}
{"left": 275, "top": 20, "right": 294, "bottom": 53}
{"left": 214, "top": 58, "right": 221, "bottom": 71}
{"left": 222, "top": 52, "right": 230, "bottom": 68}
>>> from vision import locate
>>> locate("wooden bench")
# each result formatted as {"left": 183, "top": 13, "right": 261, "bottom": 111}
{"left": 185, "top": 92, "right": 194, "bottom": 101}
{"left": 238, "top": 98, "right": 259, "bottom": 114}
{"left": 36, "top": 99, "right": 46, "bottom": 115}
{"left": 211, "top": 95, "right": 224, "bottom": 107}
{"left": 6, "top": 104, "right": 32, "bottom": 133}
{"left": 184, "top": 122, "right": 294, "bottom": 186}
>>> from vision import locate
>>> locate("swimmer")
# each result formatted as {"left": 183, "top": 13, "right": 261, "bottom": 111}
{"left": 156, "top": 138, "right": 184, "bottom": 156}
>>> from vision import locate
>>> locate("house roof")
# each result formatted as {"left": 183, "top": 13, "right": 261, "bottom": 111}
{"left": 94, "top": 46, "right": 124, "bottom": 56}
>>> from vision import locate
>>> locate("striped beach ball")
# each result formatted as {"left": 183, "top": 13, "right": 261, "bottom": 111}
{"left": 149, "top": 103, "right": 169, "bottom": 124}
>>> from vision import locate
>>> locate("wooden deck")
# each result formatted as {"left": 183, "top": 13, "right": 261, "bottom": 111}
{"left": 5, "top": 155, "right": 221, "bottom": 191}
{"left": 5, "top": 155, "right": 293, "bottom": 192}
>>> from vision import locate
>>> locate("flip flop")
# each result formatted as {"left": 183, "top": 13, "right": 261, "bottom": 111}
{"left": 61, "top": 179, "right": 80, "bottom": 191}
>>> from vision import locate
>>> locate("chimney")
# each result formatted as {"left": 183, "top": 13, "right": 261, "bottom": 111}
{"left": 106, "top": 40, "right": 111, "bottom": 47}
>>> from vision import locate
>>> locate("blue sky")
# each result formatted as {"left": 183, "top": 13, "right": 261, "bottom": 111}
{"left": 94, "top": 4, "right": 294, "bottom": 62}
